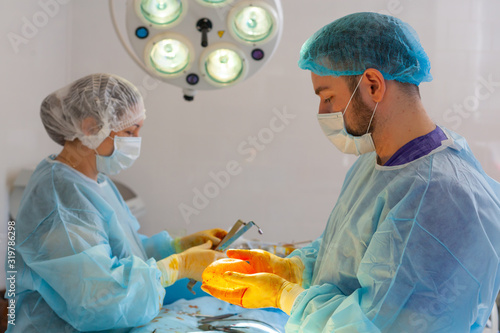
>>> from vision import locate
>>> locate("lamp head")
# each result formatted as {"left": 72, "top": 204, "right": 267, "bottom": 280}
{"left": 125, "top": 0, "right": 283, "bottom": 101}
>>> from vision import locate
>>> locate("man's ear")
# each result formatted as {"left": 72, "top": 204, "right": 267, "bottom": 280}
{"left": 81, "top": 117, "right": 99, "bottom": 136}
{"left": 363, "top": 68, "right": 386, "bottom": 103}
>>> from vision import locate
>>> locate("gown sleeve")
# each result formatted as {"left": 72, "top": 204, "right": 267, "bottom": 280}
{"left": 286, "top": 217, "right": 484, "bottom": 332}
{"left": 139, "top": 230, "right": 176, "bottom": 261}
{"left": 18, "top": 207, "right": 166, "bottom": 331}
{"left": 286, "top": 172, "right": 498, "bottom": 332}
{"left": 287, "top": 233, "right": 323, "bottom": 289}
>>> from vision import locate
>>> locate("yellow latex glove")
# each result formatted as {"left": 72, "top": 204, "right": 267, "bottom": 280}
{"left": 173, "top": 228, "right": 227, "bottom": 253}
{"left": 227, "top": 249, "right": 304, "bottom": 285}
{"left": 157, "top": 241, "right": 226, "bottom": 287}
{"left": 201, "top": 272, "right": 305, "bottom": 315}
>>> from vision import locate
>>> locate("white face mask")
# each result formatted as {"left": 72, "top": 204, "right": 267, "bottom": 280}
{"left": 95, "top": 136, "right": 141, "bottom": 175}
{"left": 317, "top": 77, "right": 378, "bottom": 156}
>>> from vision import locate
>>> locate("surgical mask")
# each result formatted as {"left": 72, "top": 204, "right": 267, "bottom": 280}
{"left": 317, "top": 77, "right": 378, "bottom": 156}
{"left": 95, "top": 136, "right": 141, "bottom": 175}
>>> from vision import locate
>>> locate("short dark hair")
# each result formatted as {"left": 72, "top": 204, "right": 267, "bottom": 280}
{"left": 343, "top": 74, "right": 421, "bottom": 99}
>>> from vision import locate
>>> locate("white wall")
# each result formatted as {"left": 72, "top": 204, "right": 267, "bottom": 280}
{"left": 1, "top": 0, "right": 74, "bottom": 289}
{"left": 1, "top": 0, "right": 500, "bottom": 289}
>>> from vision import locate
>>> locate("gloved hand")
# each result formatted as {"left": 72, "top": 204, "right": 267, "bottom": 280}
{"left": 227, "top": 249, "right": 304, "bottom": 285}
{"left": 201, "top": 272, "right": 305, "bottom": 315}
{"left": 173, "top": 228, "right": 227, "bottom": 253}
{"left": 157, "top": 241, "right": 226, "bottom": 287}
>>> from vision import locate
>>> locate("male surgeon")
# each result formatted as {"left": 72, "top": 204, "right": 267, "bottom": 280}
{"left": 202, "top": 12, "right": 500, "bottom": 332}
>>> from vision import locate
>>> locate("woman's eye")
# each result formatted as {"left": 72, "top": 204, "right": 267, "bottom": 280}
{"left": 324, "top": 97, "right": 332, "bottom": 103}
{"left": 126, "top": 131, "right": 133, "bottom": 136}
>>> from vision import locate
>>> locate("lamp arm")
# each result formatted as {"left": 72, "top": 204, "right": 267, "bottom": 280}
{"left": 108, "top": 0, "right": 150, "bottom": 73}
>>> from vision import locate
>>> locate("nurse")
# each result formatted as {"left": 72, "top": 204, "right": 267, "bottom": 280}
{"left": 202, "top": 12, "right": 500, "bottom": 332}
{"left": 7, "top": 73, "right": 227, "bottom": 332}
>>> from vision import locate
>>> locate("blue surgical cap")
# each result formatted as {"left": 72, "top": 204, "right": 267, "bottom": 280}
{"left": 298, "top": 12, "right": 432, "bottom": 85}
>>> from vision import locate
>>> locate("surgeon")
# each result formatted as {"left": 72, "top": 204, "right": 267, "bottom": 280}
{"left": 7, "top": 73, "right": 227, "bottom": 332}
{"left": 201, "top": 12, "right": 500, "bottom": 332}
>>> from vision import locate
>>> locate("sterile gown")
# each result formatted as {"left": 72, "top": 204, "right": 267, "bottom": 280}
{"left": 6, "top": 156, "right": 175, "bottom": 332}
{"left": 286, "top": 128, "right": 500, "bottom": 332}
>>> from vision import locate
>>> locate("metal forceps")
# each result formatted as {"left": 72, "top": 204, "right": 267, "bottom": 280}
{"left": 186, "top": 220, "right": 263, "bottom": 294}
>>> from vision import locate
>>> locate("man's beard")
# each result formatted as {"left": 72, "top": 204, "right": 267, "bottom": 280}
{"left": 344, "top": 94, "right": 376, "bottom": 136}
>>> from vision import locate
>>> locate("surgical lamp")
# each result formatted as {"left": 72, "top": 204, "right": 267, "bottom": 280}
{"left": 110, "top": 0, "right": 283, "bottom": 101}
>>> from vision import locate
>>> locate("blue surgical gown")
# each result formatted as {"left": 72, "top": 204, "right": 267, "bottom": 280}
{"left": 286, "top": 128, "right": 500, "bottom": 332}
{"left": 6, "top": 156, "right": 176, "bottom": 332}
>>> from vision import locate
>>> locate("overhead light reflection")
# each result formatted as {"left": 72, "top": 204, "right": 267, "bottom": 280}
{"left": 201, "top": 0, "right": 228, "bottom": 4}
{"left": 150, "top": 39, "right": 190, "bottom": 74}
{"left": 232, "top": 6, "right": 274, "bottom": 43}
{"left": 205, "top": 49, "right": 244, "bottom": 84}
{"left": 140, "top": 0, "right": 183, "bottom": 25}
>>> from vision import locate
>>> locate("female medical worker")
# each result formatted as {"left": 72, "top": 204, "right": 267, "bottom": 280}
{"left": 7, "top": 73, "right": 227, "bottom": 332}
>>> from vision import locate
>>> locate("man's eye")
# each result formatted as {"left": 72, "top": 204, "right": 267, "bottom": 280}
{"left": 324, "top": 97, "right": 332, "bottom": 103}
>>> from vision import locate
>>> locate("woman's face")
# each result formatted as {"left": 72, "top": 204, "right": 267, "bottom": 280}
{"left": 95, "top": 117, "right": 144, "bottom": 157}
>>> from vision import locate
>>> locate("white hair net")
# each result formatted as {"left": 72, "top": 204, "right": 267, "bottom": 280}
{"left": 40, "top": 73, "right": 146, "bottom": 149}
